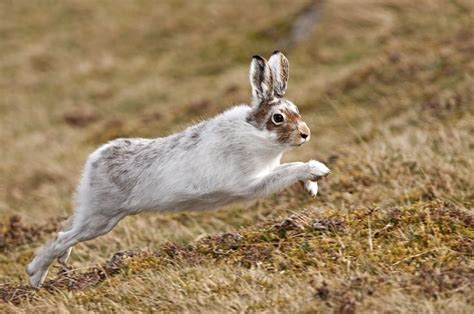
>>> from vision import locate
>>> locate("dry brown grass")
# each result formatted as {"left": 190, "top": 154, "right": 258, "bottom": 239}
{"left": 1, "top": 0, "right": 473, "bottom": 312}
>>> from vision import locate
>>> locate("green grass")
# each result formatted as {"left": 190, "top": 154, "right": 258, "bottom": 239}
{"left": 1, "top": 0, "right": 473, "bottom": 312}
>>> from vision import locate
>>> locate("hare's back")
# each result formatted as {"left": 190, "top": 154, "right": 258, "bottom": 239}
{"left": 86, "top": 138, "right": 159, "bottom": 193}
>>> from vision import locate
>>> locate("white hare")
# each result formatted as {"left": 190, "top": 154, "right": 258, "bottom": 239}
{"left": 26, "top": 51, "right": 330, "bottom": 287}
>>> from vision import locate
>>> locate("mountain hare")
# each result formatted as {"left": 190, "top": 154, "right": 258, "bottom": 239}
{"left": 26, "top": 51, "right": 330, "bottom": 287}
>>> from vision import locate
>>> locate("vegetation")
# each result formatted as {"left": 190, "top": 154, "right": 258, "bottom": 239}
{"left": 1, "top": 0, "right": 473, "bottom": 312}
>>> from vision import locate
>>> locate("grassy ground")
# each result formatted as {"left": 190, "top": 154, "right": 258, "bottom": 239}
{"left": 1, "top": 0, "right": 473, "bottom": 312}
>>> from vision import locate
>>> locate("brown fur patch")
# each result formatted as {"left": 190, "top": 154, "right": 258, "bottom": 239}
{"left": 265, "top": 108, "right": 301, "bottom": 144}
{"left": 246, "top": 100, "right": 276, "bottom": 128}
{"left": 247, "top": 100, "right": 304, "bottom": 145}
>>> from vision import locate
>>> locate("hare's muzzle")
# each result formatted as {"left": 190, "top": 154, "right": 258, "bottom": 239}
{"left": 298, "top": 122, "right": 311, "bottom": 142}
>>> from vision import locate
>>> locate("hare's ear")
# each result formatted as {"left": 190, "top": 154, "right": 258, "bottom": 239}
{"left": 249, "top": 55, "right": 274, "bottom": 104}
{"left": 268, "top": 51, "right": 289, "bottom": 97}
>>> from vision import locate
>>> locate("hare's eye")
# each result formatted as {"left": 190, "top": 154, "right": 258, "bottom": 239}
{"left": 272, "top": 113, "right": 285, "bottom": 125}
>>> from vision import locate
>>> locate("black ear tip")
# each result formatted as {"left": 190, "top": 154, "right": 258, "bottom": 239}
{"left": 272, "top": 50, "right": 281, "bottom": 55}
{"left": 252, "top": 55, "right": 264, "bottom": 61}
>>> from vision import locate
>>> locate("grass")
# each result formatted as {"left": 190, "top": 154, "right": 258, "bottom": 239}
{"left": 1, "top": 0, "right": 473, "bottom": 312}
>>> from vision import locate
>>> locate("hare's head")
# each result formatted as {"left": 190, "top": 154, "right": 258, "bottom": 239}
{"left": 247, "top": 51, "right": 310, "bottom": 147}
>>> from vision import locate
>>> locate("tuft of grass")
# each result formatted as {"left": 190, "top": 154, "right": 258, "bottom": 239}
{"left": 2, "top": 200, "right": 472, "bottom": 311}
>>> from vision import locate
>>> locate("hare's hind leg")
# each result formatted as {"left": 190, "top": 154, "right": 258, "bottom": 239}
{"left": 56, "top": 217, "right": 74, "bottom": 267}
{"left": 26, "top": 229, "right": 72, "bottom": 287}
{"left": 26, "top": 226, "right": 80, "bottom": 287}
{"left": 26, "top": 215, "right": 74, "bottom": 286}
{"left": 27, "top": 211, "right": 126, "bottom": 287}
{"left": 57, "top": 247, "right": 72, "bottom": 267}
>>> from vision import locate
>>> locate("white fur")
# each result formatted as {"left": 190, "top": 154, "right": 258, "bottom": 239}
{"left": 305, "top": 180, "right": 318, "bottom": 197}
{"left": 268, "top": 51, "right": 289, "bottom": 96}
{"left": 26, "top": 53, "right": 330, "bottom": 287}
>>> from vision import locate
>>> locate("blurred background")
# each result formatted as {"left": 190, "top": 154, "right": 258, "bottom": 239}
{"left": 0, "top": 0, "right": 473, "bottom": 311}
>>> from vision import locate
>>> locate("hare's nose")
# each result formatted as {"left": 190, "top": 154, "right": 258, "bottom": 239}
{"left": 299, "top": 122, "right": 311, "bottom": 140}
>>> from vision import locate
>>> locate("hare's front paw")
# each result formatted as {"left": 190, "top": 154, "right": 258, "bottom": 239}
{"left": 304, "top": 180, "right": 318, "bottom": 197}
{"left": 308, "top": 160, "right": 331, "bottom": 181}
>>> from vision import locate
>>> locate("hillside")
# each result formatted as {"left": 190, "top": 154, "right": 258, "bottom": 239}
{"left": 1, "top": 0, "right": 473, "bottom": 312}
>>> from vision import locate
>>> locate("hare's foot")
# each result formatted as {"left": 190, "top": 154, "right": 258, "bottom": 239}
{"left": 308, "top": 160, "right": 331, "bottom": 181}
{"left": 26, "top": 257, "right": 50, "bottom": 288}
{"left": 58, "top": 247, "right": 72, "bottom": 266}
{"left": 304, "top": 180, "right": 318, "bottom": 197}
{"left": 29, "top": 268, "right": 49, "bottom": 288}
